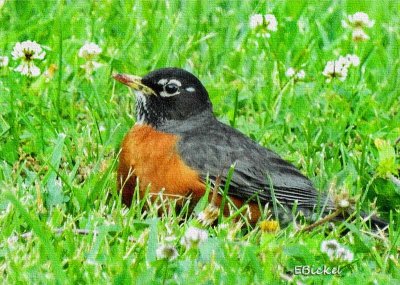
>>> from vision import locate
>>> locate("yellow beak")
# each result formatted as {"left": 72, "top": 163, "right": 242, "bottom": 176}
{"left": 113, "top": 73, "right": 156, "bottom": 96}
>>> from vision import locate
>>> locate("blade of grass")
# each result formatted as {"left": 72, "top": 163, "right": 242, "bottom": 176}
{"left": 56, "top": 1, "right": 64, "bottom": 117}
{"left": 5, "top": 191, "right": 66, "bottom": 282}
{"left": 42, "top": 133, "right": 66, "bottom": 207}
{"left": 218, "top": 164, "right": 236, "bottom": 224}
{"left": 146, "top": 218, "right": 158, "bottom": 263}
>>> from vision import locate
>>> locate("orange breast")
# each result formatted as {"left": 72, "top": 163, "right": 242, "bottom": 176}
{"left": 117, "top": 124, "right": 262, "bottom": 224}
{"left": 117, "top": 124, "right": 205, "bottom": 206}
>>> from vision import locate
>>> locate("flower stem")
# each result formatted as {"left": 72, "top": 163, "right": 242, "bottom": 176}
{"left": 162, "top": 261, "right": 169, "bottom": 285}
{"left": 299, "top": 209, "right": 341, "bottom": 233}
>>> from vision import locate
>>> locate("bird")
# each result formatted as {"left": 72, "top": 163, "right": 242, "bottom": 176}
{"left": 113, "top": 67, "right": 387, "bottom": 228}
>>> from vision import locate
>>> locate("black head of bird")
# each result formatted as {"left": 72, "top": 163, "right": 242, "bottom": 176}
{"left": 113, "top": 67, "right": 213, "bottom": 127}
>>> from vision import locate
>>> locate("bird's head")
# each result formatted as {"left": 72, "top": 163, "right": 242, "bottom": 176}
{"left": 113, "top": 67, "right": 213, "bottom": 127}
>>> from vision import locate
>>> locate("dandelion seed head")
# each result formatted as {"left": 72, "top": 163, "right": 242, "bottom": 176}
{"left": 181, "top": 226, "right": 208, "bottom": 249}
{"left": 156, "top": 244, "right": 178, "bottom": 261}
{"left": 197, "top": 204, "right": 219, "bottom": 226}
{"left": 339, "top": 199, "right": 350, "bottom": 208}
{"left": 334, "top": 190, "right": 356, "bottom": 211}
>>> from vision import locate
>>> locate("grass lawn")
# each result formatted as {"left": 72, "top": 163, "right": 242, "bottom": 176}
{"left": 0, "top": 0, "right": 399, "bottom": 284}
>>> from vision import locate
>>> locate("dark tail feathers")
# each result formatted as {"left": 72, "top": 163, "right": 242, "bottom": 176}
{"left": 360, "top": 212, "right": 389, "bottom": 230}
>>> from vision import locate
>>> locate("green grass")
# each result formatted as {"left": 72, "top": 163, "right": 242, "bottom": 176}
{"left": 0, "top": 0, "right": 399, "bottom": 284}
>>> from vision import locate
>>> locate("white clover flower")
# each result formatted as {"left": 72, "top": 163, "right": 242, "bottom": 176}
{"left": 345, "top": 54, "right": 360, "bottom": 67}
{"left": 256, "top": 32, "right": 273, "bottom": 38}
{"left": 337, "top": 55, "right": 351, "bottom": 68}
{"left": 352, "top": 28, "right": 370, "bottom": 42}
{"left": 335, "top": 247, "right": 354, "bottom": 262}
{"left": 78, "top": 42, "right": 102, "bottom": 60}
{"left": 14, "top": 62, "right": 40, "bottom": 77}
{"left": 286, "top": 67, "right": 306, "bottom": 81}
{"left": 80, "top": 60, "right": 102, "bottom": 74}
{"left": 0, "top": 56, "right": 9, "bottom": 67}
{"left": 0, "top": 0, "right": 5, "bottom": 9}
{"left": 249, "top": 14, "right": 263, "bottom": 29}
{"left": 264, "top": 14, "right": 278, "bottom": 31}
{"left": 12, "top": 41, "right": 46, "bottom": 61}
{"left": 181, "top": 226, "right": 208, "bottom": 249}
{"left": 322, "top": 60, "right": 348, "bottom": 82}
{"left": 11, "top": 41, "right": 46, "bottom": 77}
{"left": 296, "top": 69, "right": 306, "bottom": 80}
{"left": 321, "top": 239, "right": 340, "bottom": 258}
{"left": 249, "top": 13, "right": 278, "bottom": 38}
{"left": 285, "top": 67, "right": 296, "bottom": 78}
{"left": 341, "top": 19, "right": 350, "bottom": 29}
{"left": 322, "top": 54, "right": 360, "bottom": 83}
{"left": 342, "top": 12, "right": 374, "bottom": 42}
{"left": 348, "top": 12, "right": 375, "bottom": 28}
{"left": 79, "top": 42, "right": 102, "bottom": 80}
{"left": 156, "top": 244, "right": 178, "bottom": 261}
{"left": 297, "top": 18, "right": 307, "bottom": 34}
{"left": 321, "top": 239, "right": 354, "bottom": 262}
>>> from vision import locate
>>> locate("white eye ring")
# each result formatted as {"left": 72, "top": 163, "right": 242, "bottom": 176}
{"left": 159, "top": 79, "right": 182, "bottom": 97}
{"left": 168, "top": 79, "right": 182, "bottom": 86}
{"left": 164, "top": 83, "right": 179, "bottom": 94}
{"left": 157, "top": 79, "right": 168, "bottom": 85}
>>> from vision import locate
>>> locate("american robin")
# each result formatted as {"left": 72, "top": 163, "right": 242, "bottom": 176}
{"left": 113, "top": 67, "right": 387, "bottom": 228}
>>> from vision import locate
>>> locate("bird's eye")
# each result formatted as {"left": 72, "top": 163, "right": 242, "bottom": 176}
{"left": 164, "top": 83, "right": 179, "bottom": 94}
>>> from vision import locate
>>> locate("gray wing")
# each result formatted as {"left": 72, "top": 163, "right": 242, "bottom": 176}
{"left": 163, "top": 115, "right": 333, "bottom": 211}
